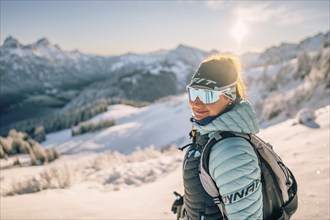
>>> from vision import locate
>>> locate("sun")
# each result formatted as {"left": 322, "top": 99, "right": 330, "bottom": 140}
{"left": 232, "top": 21, "right": 247, "bottom": 43}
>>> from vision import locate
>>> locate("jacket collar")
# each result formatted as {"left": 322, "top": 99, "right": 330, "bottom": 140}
{"left": 192, "top": 99, "right": 260, "bottom": 135}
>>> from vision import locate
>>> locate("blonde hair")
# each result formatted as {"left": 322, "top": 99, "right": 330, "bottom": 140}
{"left": 202, "top": 53, "right": 247, "bottom": 99}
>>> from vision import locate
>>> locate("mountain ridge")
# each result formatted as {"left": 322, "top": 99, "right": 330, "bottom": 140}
{"left": 1, "top": 30, "right": 329, "bottom": 130}
{"left": 0, "top": 38, "right": 209, "bottom": 111}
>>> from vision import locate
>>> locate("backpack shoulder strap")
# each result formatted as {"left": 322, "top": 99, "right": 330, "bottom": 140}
{"left": 199, "top": 131, "right": 249, "bottom": 218}
{"left": 201, "top": 131, "right": 251, "bottom": 173}
{"left": 200, "top": 131, "right": 244, "bottom": 174}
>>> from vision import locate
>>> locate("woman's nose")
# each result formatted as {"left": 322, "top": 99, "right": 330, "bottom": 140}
{"left": 193, "top": 97, "right": 204, "bottom": 106}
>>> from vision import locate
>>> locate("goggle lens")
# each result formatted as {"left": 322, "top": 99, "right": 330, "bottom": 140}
{"left": 187, "top": 87, "right": 221, "bottom": 104}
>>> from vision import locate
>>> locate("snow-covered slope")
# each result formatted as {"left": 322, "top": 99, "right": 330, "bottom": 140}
{"left": 1, "top": 103, "right": 329, "bottom": 219}
{"left": 42, "top": 94, "right": 192, "bottom": 154}
{"left": 244, "top": 39, "right": 330, "bottom": 127}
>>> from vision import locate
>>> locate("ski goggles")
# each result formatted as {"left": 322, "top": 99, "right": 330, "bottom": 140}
{"left": 186, "top": 86, "right": 228, "bottom": 104}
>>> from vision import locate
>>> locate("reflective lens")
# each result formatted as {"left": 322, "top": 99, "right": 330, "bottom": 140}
{"left": 187, "top": 87, "right": 222, "bottom": 104}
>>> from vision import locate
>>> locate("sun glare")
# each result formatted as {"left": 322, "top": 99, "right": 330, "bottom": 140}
{"left": 232, "top": 21, "right": 247, "bottom": 43}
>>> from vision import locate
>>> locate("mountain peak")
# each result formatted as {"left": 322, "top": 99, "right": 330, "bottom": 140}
{"left": 35, "top": 38, "right": 51, "bottom": 46}
{"left": 298, "top": 32, "right": 327, "bottom": 51}
{"left": 3, "top": 36, "right": 21, "bottom": 48}
{"left": 174, "top": 44, "right": 196, "bottom": 51}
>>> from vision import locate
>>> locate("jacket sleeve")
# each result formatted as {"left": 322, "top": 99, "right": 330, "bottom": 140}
{"left": 209, "top": 137, "right": 263, "bottom": 220}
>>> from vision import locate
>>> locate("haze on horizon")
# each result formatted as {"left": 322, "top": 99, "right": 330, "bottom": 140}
{"left": 0, "top": 1, "right": 329, "bottom": 56}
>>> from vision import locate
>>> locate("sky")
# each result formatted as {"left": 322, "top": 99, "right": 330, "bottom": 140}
{"left": 0, "top": 0, "right": 329, "bottom": 56}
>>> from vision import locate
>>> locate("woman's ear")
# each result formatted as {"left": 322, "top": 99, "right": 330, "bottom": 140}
{"left": 222, "top": 95, "right": 233, "bottom": 105}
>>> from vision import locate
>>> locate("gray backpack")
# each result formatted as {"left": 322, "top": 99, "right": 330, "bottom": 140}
{"left": 197, "top": 131, "right": 298, "bottom": 220}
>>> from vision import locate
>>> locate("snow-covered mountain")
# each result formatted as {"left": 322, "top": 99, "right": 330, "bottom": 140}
{"left": 0, "top": 38, "right": 208, "bottom": 112}
{"left": 0, "top": 37, "right": 110, "bottom": 108}
{"left": 1, "top": 31, "right": 329, "bottom": 129}
{"left": 60, "top": 44, "right": 209, "bottom": 112}
{"left": 240, "top": 32, "right": 329, "bottom": 69}
{"left": 243, "top": 31, "right": 330, "bottom": 126}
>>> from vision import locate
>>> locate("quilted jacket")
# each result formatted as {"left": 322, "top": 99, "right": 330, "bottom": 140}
{"left": 192, "top": 99, "right": 263, "bottom": 220}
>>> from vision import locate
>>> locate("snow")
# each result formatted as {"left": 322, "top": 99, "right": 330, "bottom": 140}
{"left": 41, "top": 95, "right": 191, "bottom": 154}
{"left": 110, "top": 61, "right": 125, "bottom": 71}
{"left": 293, "top": 108, "right": 317, "bottom": 125}
{"left": 1, "top": 31, "right": 330, "bottom": 219}
{"left": 299, "top": 33, "right": 327, "bottom": 51}
{"left": 1, "top": 92, "right": 329, "bottom": 219}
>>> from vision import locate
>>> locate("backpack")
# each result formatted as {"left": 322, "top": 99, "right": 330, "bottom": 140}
{"left": 183, "top": 130, "right": 298, "bottom": 220}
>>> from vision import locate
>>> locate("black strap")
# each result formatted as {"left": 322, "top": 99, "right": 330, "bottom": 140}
{"left": 178, "top": 143, "right": 193, "bottom": 151}
{"left": 178, "top": 130, "right": 198, "bottom": 151}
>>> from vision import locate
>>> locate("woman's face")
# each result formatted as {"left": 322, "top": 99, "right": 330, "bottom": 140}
{"left": 189, "top": 95, "right": 231, "bottom": 120}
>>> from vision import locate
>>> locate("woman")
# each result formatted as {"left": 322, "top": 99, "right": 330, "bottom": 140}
{"left": 177, "top": 54, "right": 263, "bottom": 220}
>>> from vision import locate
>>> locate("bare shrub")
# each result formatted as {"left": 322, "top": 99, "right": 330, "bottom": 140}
{"left": 127, "top": 146, "right": 162, "bottom": 163}
{"left": 71, "top": 118, "right": 115, "bottom": 136}
{"left": 30, "top": 143, "right": 47, "bottom": 165}
{"left": 0, "top": 129, "right": 60, "bottom": 165}
{"left": 91, "top": 145, "right": 175, "bottom": 171}
{"left": 44, "top": 148, "right": 60, "bottom": 162}
{"left": 0, "top": 144, "right": 8, "bottom": 159}
{"left": 92, "top": 151, "right": 127, "bottom": 171}
{"left": 12, "top": 138, "right": 29, "bottom": 154}
{"left": 33, "top": 125, "right": 46, "bottom": 142}
{"left": 53, "top": 148, "right": 60, "bottom": 159}
{"left": 2, "top": 144, "right": 180, "bottom": 196}
{"left": 2, "top": 165, "right": 71, "bottom": 197}
{"left": 0, "top": 136, "right": 15, "bottom": 155}
{"left": 45, "top": 149, "right": 55, "bottom": 162}
{"left": 40, "top": 166, "right": 72, "bottom": 188}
